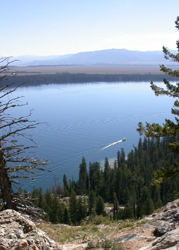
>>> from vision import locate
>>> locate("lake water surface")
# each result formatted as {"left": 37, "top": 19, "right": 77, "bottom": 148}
{"left": 10, "top": 82, "right": 175, "bottom": 191}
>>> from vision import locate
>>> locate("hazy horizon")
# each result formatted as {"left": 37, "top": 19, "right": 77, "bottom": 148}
{"left": 12, "top": 48, "right": 171, "bottom": 58}
{"left": 1, "top": 0, "right": 179, "bottom": 57}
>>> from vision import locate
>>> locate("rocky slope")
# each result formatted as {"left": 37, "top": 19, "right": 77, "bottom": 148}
{"left": 1, "top": 200, "right": 179, "bottom": 250}
{"left": 138, "top": 199, "right": 179, "bottom": 250}
{"left": 0, "top": 209, "right": 60, "bottom": 250}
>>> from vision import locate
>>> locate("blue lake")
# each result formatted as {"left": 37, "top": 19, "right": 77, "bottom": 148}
{"left": 9, "top": 82, "right": 175, "bottom": 191}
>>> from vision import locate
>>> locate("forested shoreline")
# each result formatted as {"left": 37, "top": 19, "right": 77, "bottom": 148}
{"left": 6, "top": 73, "right": 177, "bottom": 86}
{"left": 19, "top": 136, "right": 179, "bottom": 225}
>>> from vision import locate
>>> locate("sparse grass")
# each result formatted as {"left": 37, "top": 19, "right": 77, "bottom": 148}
{"left": 136, "top": 219, "right": 148, "bottom": 227}
{"left": 118, "top": 220, "right": 135, "bottom": 230}
{"left": 37, "top": 223, "right": 100, "bottom": 243}
{"left": 117, "top": 218, "right": 149, "bottom": 230}
{"left": 37, "top": 219, "right": 136, "bottom": 244}
{"left": 85, "top": 239, "right": 124, "bottom": 250}
{"left": 93, "top": 215, "right": 110, "bottom": 225}
{"left": 82, "top": 225, "right": 99, "bottom": 233}
{"left": 85, "top": 241, "right": 96, "bottom": 249}
{"left": 37, "top": 224, "right": 80, "bottom": 243}
{"left": 37, "top": 220, "right": 118, "bottom": 246}
{"left": 37, "top": 216, "right": 148, "bottom": 247}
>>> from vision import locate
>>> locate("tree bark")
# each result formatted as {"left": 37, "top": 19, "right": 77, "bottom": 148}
{"left": 0, "top": 140, "right": 13, "bottom": 209}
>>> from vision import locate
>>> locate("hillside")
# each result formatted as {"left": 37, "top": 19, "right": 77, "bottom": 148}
{"left": 1, "top": 199, "right": 179, "bottom": 250}
{"left": 12, "top": 49, "right": 178, "bottom": 67}
{"left": 39, "top": 199, "right": 179, "bottom": 250}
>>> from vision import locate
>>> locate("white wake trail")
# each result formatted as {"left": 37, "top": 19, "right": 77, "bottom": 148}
{"left": 100, "top": 138, "right": 126, "bottom": 151}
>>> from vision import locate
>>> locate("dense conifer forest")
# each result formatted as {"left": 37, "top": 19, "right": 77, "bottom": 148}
{"left": 22, "top": 136, "right": 179, "bottom": 225}
{"left": 6, "top": 73, "right": 177, "bottom": 86}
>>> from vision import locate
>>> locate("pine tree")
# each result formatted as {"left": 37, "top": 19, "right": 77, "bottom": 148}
{"left": 89, "top": 162, "right": 104, "bottom": 196}
{"left": 168, "top": 180, "right": 179, "bottom": 201}
{"left": 152, "top": 185, "right": 162, "bottom": 209}
{"left": 123, "top": 202, "right": 134, "bottom": 219}
{"left": 95, "top": 196, "right": 104, "bottom": 215}
{"left": 76, "top": 197, "right": 87, "bottom": 223}
{"left": 141, "top": 197, "right": 154, "bottom": 216}
{"left": 113, "top": 192, "right": 119, "bottom": 219}
{"left": 88, "top": 190, "right": 96, "bottom": 214}
{"left": 63, "top": 207, "right": 71, "bottom": 225}
{"left": 78, "top": 157, "right": 88, "bottom": 194}
{"left": 51, "top": 195, "right": 60, "bottom": 223}
{"left": 43, "top": 189, "right": 53, "bottom": 218}
{"left": 57, "top": 203, "right": 65, "bottom": 223}
{"left": 63, "top": 174, "right": 69, "bottom": 196}
{"left": 31, "top": 187, "right": 39, "bottom": 206}
{"left": 137, "top": 16, "right": 179, "bottom": 181}
{"left": 69, "top": 190, "right": 77, "bottom": 225}
{"left": 104, "top": 157, "right": 110, "bottom": 201}
{"left": 38, "top": 188, "right": 45, "bottom": 209}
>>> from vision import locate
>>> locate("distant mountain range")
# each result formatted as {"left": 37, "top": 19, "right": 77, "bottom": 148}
{"left": 12, "top": 49, "right": 177, "bottom": 67}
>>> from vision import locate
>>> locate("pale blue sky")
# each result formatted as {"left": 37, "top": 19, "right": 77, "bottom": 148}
{"left": 1, "top": 0, "right": 179, "bottom": 56}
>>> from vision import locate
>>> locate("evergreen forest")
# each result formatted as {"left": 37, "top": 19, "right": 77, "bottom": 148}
{"left": 6, "top": 73, "right": 177, "bottom": 87}
{"left": 23, "top": 136, "right": 179, "bottom": 225}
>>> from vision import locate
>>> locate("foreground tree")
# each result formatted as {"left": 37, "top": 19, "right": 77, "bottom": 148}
{"left": 137, "top": 16, "right": 179, "bottom": 181}
{"left": 0, "top": 58, "right": 46, "bottom": 209}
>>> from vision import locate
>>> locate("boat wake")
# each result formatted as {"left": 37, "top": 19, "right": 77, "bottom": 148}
{"left": 100, "top": 137, "right": 126, "bottom": 151}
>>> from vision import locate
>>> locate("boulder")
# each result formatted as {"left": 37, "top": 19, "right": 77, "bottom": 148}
{"left": 139, "top": 226, "right": 179, "bottom": 250}
{"left": 149, "top": 220, "right": 174, "bottom": 237}
{"left": 0, "top": 209, "right": 60, "bottom": 250}
{"left": 159, "top": 208, "right": 179, "bottom": 225}
{"left": 163, "top": 199, "right": 179, "bottom": 210}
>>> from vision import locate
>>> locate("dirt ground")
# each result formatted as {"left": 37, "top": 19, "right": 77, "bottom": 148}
{"left": 38, "top": 218, "right": 155, "bottom": 250}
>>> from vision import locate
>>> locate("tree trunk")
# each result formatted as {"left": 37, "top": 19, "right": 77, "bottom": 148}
{"left": 0, "top": 140, "right": 13, "bottom": 209}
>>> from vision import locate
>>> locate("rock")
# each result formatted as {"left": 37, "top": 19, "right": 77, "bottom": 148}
{"left": 116, "top": 234, "right": 139, "bottom": 242}
{"left": 16, "top": 239, "right": 28, "bottom": 249}
{"left": 0, "top": 209, "right": 60, "bottom": 250}
{"left": 139, "top": 228, "right": 179, "bottom": 250}
{"left": 160, "top": 208, "right": 179, "bottom": 225}
{"left": 150, "top": 220, "right": 174, "bottom": 237}
{"left": 163, "top": 199, "right": 179, "bottom": 210}
{"left": 138, "top": 203, "right": 179, "bottom": 249}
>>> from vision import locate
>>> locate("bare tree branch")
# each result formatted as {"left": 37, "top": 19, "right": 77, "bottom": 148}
{"left": 0, "top": 57, "right": 47, "bottom": 209}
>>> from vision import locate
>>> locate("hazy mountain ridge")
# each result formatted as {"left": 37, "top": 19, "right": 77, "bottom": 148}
{"left": 12, "top": 49, "right": 177, "bottom": 67}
